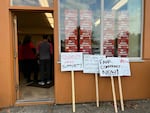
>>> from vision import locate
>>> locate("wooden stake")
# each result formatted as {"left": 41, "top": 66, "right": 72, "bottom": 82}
{"left": 71, "top": 70, "right": 75, "bottom": 112}
{"left": 111, "top": 76, "right": 118, "bottom": 113}
{"left": 118, "top": 76, "right": 124, "bottom": 111}
{"left": 95, "top": 73, "right": 99, "bottom": 107}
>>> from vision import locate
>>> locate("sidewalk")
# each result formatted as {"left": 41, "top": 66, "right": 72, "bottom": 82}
{"left": 0, "top": 99, "right": 150, "bottom": 113}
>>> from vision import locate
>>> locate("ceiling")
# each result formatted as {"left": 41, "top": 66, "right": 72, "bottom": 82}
{"left": 15, "top": 11, "right": 53, "bottom": 34}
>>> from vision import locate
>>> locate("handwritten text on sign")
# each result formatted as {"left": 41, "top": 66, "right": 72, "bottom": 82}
{"left": 61, "top": 52, "right": 83, "bottom": 71}
{"left": 99, "top": 57, "right": 131, "bottom": 76}
{"left": 83, "top": 55, "right": 105, "bottom": 73}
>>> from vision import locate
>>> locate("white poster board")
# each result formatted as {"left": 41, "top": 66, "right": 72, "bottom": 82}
{"left": 99, "top": 57, "right": 131, "bottom": 76}
{"left": 61, "top": 52, "right": 83, "bottom": 71}
{"left": 83, "top": 54, "right": 105, "bottom": 73}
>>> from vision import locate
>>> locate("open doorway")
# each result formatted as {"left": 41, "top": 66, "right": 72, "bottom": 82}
{"left": 13, "top": 11, "right": 54, "bottom": 102}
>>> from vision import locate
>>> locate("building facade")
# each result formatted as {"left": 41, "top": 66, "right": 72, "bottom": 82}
{"left": 0, "top": 0, "right": 150, "bottom": 108}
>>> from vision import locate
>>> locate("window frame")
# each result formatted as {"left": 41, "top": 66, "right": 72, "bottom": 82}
{"left": 58, "top": 0, "right": 144, "bottom": 62}
{"left": 10, "top": 0, "right": 54, "bottom": 7}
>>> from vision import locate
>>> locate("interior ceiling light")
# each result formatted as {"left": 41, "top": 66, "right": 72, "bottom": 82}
{"left": 112, "top": 0, "right": 128, "bottom": 10}
{"left": 45, "top": 13, "right": 54, "bottom": 28}
{"left": 39, "top": 0, "right": 54, "bottom": 28}
{"left": 45, "top": 13, "right": 53, "bottom": 18}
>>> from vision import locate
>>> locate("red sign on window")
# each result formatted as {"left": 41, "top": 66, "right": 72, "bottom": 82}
{"left": 117, "top": 31, "right": 129, "bottom": 57}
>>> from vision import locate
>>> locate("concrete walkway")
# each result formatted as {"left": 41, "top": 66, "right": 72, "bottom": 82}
{"left": 0, "top": 99, "right": 150, "bottom": 113}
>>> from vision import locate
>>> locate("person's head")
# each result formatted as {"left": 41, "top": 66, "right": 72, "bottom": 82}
{"left": 43, "top": 35, "right": 48, "bottom": 40}
{"left": 23, "top": 35, "right": 31, "bottom": 44}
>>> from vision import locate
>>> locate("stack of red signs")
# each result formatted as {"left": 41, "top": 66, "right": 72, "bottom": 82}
{"left": 64, "top": 10, "right": 78, "bottom": 52}
{"left": 79, "top": 10, "right": 92, "bottom": 54}
{"left": 117, "top": 31, "right": 129, "bottom": 57}
{"left": 117, "top": 11, "right": 129, "bottom": 57}
{"left": 103, "top": 39, "right": 115, "bottom": 57}
{"left": 103, "top": 11, "right": 115, "bottom": 57}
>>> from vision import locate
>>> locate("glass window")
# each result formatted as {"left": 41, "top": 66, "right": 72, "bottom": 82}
{"left": 59, "top": 0, "right": 143, "bottom": 58}
{"left": 11, "top": 0, "right": 53, "bottom": 7}
{"left": 103, "top": 0, "right": 142, "bottom": 57}
{"left": 59, "top": 0, "right": 101, "bottom": 54}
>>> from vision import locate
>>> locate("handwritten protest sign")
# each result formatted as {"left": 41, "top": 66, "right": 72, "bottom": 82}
{"left": 61, "top": 52, "right": 83, "bottom": 71}
{"left": 61, "top": 52, "right": 83, "bottom": 112}
{"left": 83, "top": 54, "right": 105, "bottom": 73}
{"left": 99, "top": 57, "right": 130, "bottom": 76}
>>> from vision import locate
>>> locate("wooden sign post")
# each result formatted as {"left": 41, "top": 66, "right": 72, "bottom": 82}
{"left": 71, "top": 70, "right": 75, "bottom": 112}
{"left": 118, "top": 76, "right": 124, "bottom": 111}
{"left": 99, "top": 57, "right": 131, "bottom": 112}
{"left": 83, "top": 55, "right": 105, "bottom": 107}
{"left": 95, "top": 73, "right": 99, "bottom": 107}
{"left": 61, "top": 52, "right": 83, "bottom": 112}
{"left": 111, "top": 76, "right": 118, "bottom": 113}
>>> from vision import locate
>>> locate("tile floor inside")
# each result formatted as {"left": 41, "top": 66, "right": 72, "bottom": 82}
{"left": 18, "top": 73, "right": 54, "bottom": 101}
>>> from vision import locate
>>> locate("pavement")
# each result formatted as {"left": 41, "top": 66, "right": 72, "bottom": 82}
{"left": 0, "top": 99, "right": 150, "bottom": 113}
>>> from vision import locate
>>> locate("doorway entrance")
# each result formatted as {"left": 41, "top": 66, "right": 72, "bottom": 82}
{"left": 12, "top": 11, "right": 54, "bottom": 102}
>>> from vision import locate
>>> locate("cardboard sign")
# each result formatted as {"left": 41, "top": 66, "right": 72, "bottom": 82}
{"left": 61, "top": 52, "right": 83, "bottom": 71}
{"left": 99, "top": 57, "right": 131, "bottom": 76}
{"left": 83, "top": 54, "right": 105, "bottom": 73}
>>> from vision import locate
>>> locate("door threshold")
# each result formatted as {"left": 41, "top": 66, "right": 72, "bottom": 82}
{"left": 15, "top": 98, "right": 55, "bottom": 106}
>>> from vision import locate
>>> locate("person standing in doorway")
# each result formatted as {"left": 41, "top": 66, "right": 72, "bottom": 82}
{"left": 37, "top": 35, "right": 52, "bottom": 85}
{"left": 22, "top": 35, "right": 38, "bottom": 83}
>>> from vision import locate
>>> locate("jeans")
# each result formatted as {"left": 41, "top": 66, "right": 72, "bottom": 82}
{"left": 39, "top": 59, "right": 51, "bottom": 81}
{"left": 23, "top": 59, "right": 38, "bottom": 82}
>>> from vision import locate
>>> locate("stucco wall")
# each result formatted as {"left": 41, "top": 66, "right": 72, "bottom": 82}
{"left": 0, "top": 0, "right": 14, "bottom": 107}
{"left": 0, "top": 0, "right": 150, "bottom": 108}
{"left": 54, "top": 0, "right": 150, "bottom": 104}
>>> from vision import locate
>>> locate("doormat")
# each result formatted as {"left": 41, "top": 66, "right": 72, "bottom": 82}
{"left": 27, "top": 82, "right": 53, "bottom": 88}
